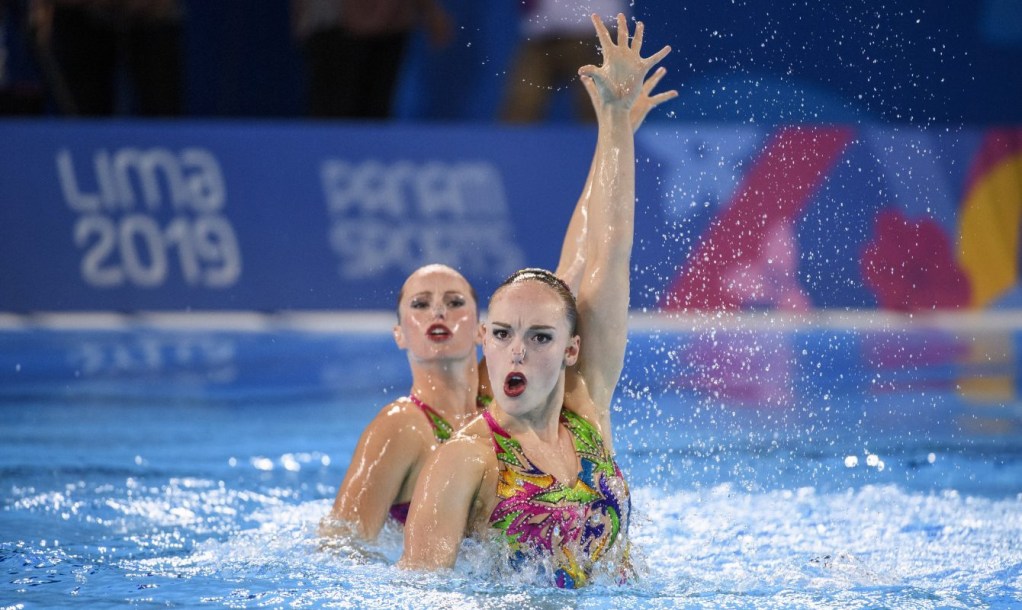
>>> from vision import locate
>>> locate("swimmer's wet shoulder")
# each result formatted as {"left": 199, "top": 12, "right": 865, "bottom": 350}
{"left": 389, "top": 395, "right": 459, "bottom": 523}
{"left": 328, "top": 397, "right": 440, "bottom": 537}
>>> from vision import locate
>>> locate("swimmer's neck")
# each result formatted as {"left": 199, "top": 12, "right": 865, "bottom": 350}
{"left": 491, "top": 382, "right": 566, "bottom": 443}
{"left": 409, "top": 357, "right": 480, "bottom": 421}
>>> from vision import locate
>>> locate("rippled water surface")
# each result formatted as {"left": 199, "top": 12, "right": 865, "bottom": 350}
{"left": 2, "top": 321, "right": 1021, "bottom": 608}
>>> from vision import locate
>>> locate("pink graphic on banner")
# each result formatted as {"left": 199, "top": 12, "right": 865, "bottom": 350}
{"left": 661, "top": 126, "right": 855, "bottom": 311}
{"left": 721, "top": 221, "right": 811, "bottom": 310}
{"left": 861, "top": 209, "right": 970, "bottom": 311}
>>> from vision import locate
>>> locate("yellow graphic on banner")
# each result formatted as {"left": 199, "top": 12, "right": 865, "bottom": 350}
{"left": 958, "top": 152, "right": 1022, "bottom": 308}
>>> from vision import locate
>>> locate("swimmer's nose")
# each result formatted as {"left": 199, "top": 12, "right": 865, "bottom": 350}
{"left": 511, "top": 344, "right": 526, "bottom": 364}
{"left": 432, "top": 303, "right": 446, "bottom": 319}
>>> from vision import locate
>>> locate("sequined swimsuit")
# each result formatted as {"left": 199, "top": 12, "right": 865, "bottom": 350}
{"left": 388, "top": 395, "right": 453, "bottom": 524}
{"left": 483, "top": 408, "right": 630, "bottom": 589}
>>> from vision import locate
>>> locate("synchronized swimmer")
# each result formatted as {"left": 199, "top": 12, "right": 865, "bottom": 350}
{"left": 322, "top": 13, "right": 674, "bottom": 588}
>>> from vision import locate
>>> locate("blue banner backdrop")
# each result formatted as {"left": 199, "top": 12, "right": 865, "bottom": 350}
{"left": 0, "top": 121, "right": 599, "bottom": 311}
{"left": 2, "top": 121, "right": 1020, "bottom": 312}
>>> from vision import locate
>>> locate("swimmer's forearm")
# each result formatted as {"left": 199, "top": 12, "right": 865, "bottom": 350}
{"left": 556, "top": 161, "right": 592, "bottom": 295}
{"left": 591, "top": 108, "right": 636, "bottom": 263}
{"left": 561, "top": 68, "right": 676, "bottom": 295}
{"left": 399, "top": 439, "right": 484, "bottom": 570}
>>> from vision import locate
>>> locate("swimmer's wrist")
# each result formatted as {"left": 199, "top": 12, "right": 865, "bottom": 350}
{"left": 596, "top": 105, "right": 631, "bottom": 123}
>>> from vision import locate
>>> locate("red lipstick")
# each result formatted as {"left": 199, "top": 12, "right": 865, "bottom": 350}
{"left": 426, "top": 323, "right": 452, "bottom": 342}
{"left": 504, "top": 372, "right": 527, "bottom": 397}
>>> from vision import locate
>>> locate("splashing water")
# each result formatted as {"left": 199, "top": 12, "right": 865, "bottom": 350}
{"left": 1, "top": 325, "right": 1020, "bottom": 608}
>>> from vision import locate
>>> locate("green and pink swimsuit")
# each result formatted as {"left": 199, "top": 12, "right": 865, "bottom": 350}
{"left": 483, "top": 408, "right": 630, "bottom": 589}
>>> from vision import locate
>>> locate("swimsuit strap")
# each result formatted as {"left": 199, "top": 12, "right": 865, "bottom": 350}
{"left": 483, "top": 408, "right": 610, "bottom": 480}
{"left": 481, "top": 409, "right": 510, "bottom": 449}
{"left": 408, "top": 394, "right": 453, "bottom": 442}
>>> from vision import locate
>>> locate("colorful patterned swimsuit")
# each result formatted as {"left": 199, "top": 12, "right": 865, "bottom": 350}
{"left": 388, "top": 395, "right": 453, "bottom": 524}
{"left": 483, "top": 408, "right": 630, "bottom": 589}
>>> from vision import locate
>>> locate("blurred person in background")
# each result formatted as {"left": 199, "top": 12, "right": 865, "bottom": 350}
{"left": 0, "top": 0, "right": 46, "bottom": 114}
{"left": 291, "top": 0, "right": 453, "bottom": 119}
{"left": 500, "top": 0, "right": 625, "bottom": 123}
{"left": 28, "top": 0, "right": 183, "bottom": 116}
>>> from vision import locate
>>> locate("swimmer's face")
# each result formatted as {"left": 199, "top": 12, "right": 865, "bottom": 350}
{"left": 482, "top": 281, "right": 579, "bottom": 414}
{"left": 394, "top": 265, "right": 479, "bottom": 362}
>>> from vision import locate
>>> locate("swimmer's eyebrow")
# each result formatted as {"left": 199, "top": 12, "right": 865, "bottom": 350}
{"left": 489, "top": 321, "right": 557, "bottom": 331}
{"left": 409, "top": 290, "right": 466, "bottom": 298}
{"left": 408, "top": 288, "right": 468, "bottom": 300}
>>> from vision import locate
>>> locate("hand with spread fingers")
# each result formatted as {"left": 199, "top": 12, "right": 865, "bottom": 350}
{"left": 578, "top": 13, "right": 673, "bottom": 112}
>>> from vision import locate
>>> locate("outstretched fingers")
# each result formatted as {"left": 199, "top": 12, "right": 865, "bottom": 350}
{"left": 580, "top": 73, "right": 599, "bottom": 103}
{"left": 585, "top": 13, "right": 674, "bottom": 111}
{"left": 578, "top": 63, "right": 599, "bottom": 80}
{"left": 643, "top": 44, "right": 672, "bottom": 70}
{"left": 632, "top": 20, "right": 645, "bottom": 54}
{"left": 630, "top": 68, "right": 678, "bottom": 131}
{"left": 578, "top": 63, "right": 612, "bottom": 99}
{"left": 642, "top": 66, "right": 666, "bottom": 95}
{"left": 591, "top": 13, "right": 613, "bottom": 53}
{"left": 650, "top": 88, "right": 679, "bottom": 107}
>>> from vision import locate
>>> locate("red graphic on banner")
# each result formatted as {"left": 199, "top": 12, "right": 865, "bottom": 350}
{"left": 964, "top": 128, "right": 1022, "bottom": 188}
{"left": 861, "top": 209, "right": 970, "bottom": 311}
{"left": 661, "top": 126, "right": 855, "bottom": 311}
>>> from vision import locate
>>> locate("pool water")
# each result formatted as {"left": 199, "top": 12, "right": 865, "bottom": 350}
{"left": 2, "top": 316, "right": 1021, "bottom": 609}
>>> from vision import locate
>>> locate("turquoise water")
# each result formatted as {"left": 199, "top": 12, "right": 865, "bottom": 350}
{"left": 1, "top": 319, "right": 1021, "bottom": 608}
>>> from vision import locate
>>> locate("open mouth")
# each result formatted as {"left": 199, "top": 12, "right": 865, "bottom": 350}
{"left": 504, "top": 372, "right": 527, "bottom": 397}
{"left": 426, "top": 324, "right": 452, "bottom": 342}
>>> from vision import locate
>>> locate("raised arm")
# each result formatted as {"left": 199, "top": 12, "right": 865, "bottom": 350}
{"left": 572, "top": 15, "right": 671, "bottom": 419}
{"left": 555, "top": 65, "right": 678, "bottom": 294}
